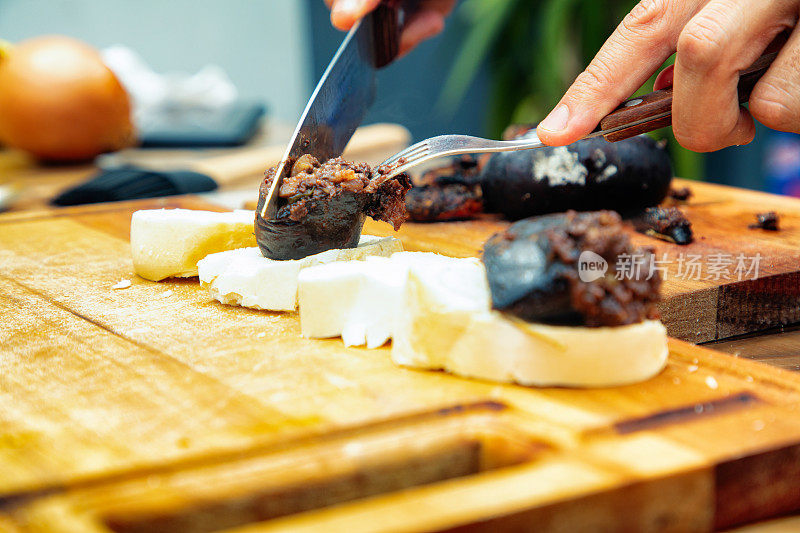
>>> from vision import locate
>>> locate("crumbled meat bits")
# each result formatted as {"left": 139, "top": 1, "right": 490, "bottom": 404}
{"left": 405, "top": 183, "right": 484, "bottom": 221}
{"left": 483, "top": 210, "right": 662, "bottom": 327}
{"left": 631, "top": 207, "right": 694, "bottom": 244}
{"left": 405, "top": 156, "right": 485, "bottom": 222}
{"left": 749, "top": 211, "right": 780, "bottom": 231}
{"left": 255, "top": 155, "right": 410, "bottom": 260}
{"left": 668, "top": 186, "right": 693, "bottom": 202}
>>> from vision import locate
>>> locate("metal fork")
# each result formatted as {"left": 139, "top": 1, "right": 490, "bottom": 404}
{"left": 374, "top": 132, "right": 550, "bottom": 180}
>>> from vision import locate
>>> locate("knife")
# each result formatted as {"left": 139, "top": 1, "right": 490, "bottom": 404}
{"left": 258, "top": 1, "right": 410, "bottom": 220}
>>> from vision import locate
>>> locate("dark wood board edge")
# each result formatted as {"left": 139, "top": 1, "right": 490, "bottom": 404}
{"left": 715, "top": 442, "right": 800, "bottom": 530}
{"left": 443, "top": 468, "right": 714, "bottom": 532}
{"left": 716, "top": 272, "right": 800, "bottom": 340}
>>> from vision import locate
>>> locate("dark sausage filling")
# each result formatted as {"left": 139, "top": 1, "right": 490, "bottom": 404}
{"left": 484, "top": 211, "right": 661, "bottom": 328}
{"left": 668, "top": 186, "right": 693, "bottom": 202}
{"left": 265, "top": 154, "right": 409, "bottom": 230}
{"left": 256, "top": 155, "right": 410, "bottom": 260}
{"left": 405, "top": 183, "right": 484, "bottom": 222}
{"left": 749, "top": 211, "right": 780, "bottom": 231}
{"left": 630, "top": 207, "right": 694, "bottom": 245}
{"left": 405, "top": 156, "right": 485, "bottom": 222}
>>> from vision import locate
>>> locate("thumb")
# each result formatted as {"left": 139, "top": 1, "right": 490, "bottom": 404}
{"left": 330, "top": 0, "right": 382, "bottom": 30}
{"left": 537, "top": 1, "right": 685, "bottom": 146}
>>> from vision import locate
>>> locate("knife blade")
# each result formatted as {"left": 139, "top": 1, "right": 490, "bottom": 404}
{"left": 258, "top": 2, "right": 405, "bottom": 220}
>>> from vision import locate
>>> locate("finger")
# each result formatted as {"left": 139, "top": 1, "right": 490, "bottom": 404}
{"left": 330, "top": 0, "right": 381, "bottom": 31}
{"left": 672, "top": 0, "right": 797, "bottom": 151}
{"left": 537, "top": 0, "right": 703, "bottom": 146}
{"left": 399, "top": 10, "right": 445, "bottom": 56}
{"left": 750, "top": 25, "right": 800, "bottom": 134}
{"left": 654, "top": 64, "right": 674, "bottom": 90}
{"left": 425, "top": 0, "right": 458, "bottom": 17}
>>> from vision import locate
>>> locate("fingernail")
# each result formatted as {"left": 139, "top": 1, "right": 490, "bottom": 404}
{"left": 539, "top": 104, "right": 570, "bottom": 132}
{"left": 332, "top": 0, "right": 359, "bottom": 15}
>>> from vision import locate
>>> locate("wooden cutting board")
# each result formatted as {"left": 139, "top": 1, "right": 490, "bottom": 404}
{"left": 2, "top": 197, "right": 800, "bottom": 532}
{"left": 362, "top": 178, "right": 800, "bottom": 344}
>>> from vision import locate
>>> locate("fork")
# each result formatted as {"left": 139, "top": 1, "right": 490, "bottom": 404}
{"left": 375, "top": 132, "right": 550, "bottom": 180}
{"left": 375, "top": 51, "right": 776, "bottom": 181}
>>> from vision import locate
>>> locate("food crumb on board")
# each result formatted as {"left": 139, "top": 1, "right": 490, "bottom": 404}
{"left": 161, "top": 289, "right": 173, "bottom": 298}
{"left": 745, "top": 375, "right": 754, "bottom": 383}
{"left": 688, "top": 365, "right": 699, "bottom": 373}
{"left": 705, "top": 376, "right": 719, "bottom": 390}
{"left": 112, "top": 279, "right": 131, "bottom": 290}
{"left": 749, "top": 211, "right": 780, "bottom": 231}
{"left": 668, "top": 186, "right": 693, "bottom": 202}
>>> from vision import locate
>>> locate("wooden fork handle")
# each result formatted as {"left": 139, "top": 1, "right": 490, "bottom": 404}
{"left": 597, "top": 52, "right": 778, "bottom": 142}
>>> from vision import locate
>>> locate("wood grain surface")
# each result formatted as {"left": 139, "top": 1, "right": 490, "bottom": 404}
{"left": 362, "top": 178, "right": 800, "bottom": 343}
{"left": 1, "top": 197, "right": 800, "bottom": 532}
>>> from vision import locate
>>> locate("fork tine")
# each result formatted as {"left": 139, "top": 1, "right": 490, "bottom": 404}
{"left": 389, "top": 145, "right": 429, "bottom": 171}
{"left": 391, "top": 139, "right": 428, "bottom": 160}
{"left": 394, "top": 144, "right": 429, "bottom": 164}
{"left": 382, "top": 149, "right": 434, "bottom": 179}
{"left": 376, "top": 133, "right": 547, "bottom": 181}
{"left": 381, "top": 140, "right": 428, "bottom": 167}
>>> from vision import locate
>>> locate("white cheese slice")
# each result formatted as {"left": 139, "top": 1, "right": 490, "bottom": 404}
{"left": 298, "top": 252, "right": 468, "bottom": 348}
{"left": 391, "top": 257, "right": 491, "bottom": 365}
{"left": 392, "top": 265, "right": 668, "bottom": 388}
{"left": 131, "top": 208, "right": 256, "bottom": 281}
{"left": 198, "top": 235, "right": 402, "bottom": 312}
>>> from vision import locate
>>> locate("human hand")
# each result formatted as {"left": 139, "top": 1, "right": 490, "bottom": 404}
{"left": 325, "top": 0, "right": 456, "bottom": 56}
{"left": 536, "top": 0, "right": 800, "bottom": 152}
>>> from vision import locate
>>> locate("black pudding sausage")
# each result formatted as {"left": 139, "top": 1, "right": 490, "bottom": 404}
{"left": 480, "top": 133, "right": 673, "bottom": 221}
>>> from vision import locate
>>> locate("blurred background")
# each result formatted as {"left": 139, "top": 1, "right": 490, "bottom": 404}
{"left": 1, "top": 0, "right": 799, "bottom": 196}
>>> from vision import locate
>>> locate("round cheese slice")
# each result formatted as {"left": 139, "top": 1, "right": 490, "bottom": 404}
{"left": 449, "top": 315, "right": 667, "bottom": 387}
{"left": 392, "top": 268, "right": 668, "bottom": 388}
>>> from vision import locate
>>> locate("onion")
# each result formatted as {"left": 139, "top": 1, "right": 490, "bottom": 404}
{"left": 0, "top": 36, "right": 134, "bottom": 161}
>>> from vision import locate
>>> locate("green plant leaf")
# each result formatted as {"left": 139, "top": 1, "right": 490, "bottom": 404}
{"left": 437, "top": 0, "right": 521, "bottom": 115}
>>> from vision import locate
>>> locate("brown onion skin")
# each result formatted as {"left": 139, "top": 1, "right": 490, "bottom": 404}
{"left": 254, "top": 179, "right": 367, "bottom": 261}
{"left": 0, "top": 36, "right": 135, "bottom": 162}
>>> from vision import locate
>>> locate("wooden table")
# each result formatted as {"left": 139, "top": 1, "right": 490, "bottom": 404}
{"left": 0, "top": 128, "right": 800, "bottom": 531}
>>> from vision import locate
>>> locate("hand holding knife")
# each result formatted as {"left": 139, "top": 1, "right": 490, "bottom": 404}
{"left": 258, "top": 0, "right": 416, "bottom": 221}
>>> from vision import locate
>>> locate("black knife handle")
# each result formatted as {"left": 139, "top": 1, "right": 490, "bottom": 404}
{"left": 372, "top": 0, "right": 419, "bottom": 68}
